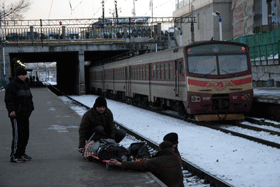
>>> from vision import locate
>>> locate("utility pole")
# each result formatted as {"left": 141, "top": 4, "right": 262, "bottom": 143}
{"left": 133, "top": 0, "right": 136, "bottom": 17}
{"left": 115, "top": 0, "right": 118, "bottom": 25}
{"left": 151, "top": 0, "right": 153, "bottom": 20}
{"left": 267, "top": 0, "right": 272, "bottom": 32}
{"left": 102, "top": 0, "right": 105, "bottom": 26}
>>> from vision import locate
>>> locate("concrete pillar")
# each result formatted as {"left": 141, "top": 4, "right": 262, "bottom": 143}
{"left": 124, "top": 27, "right": 128, "bottom": 38}
{"left": 157, "top": 23, "right": 161, "bottom": 42}
{"left": 62, "top": 26, "right": 66, "bottom": 39}
{"left": 30, "top": 26, "right": 34, "bottom": 43}
{"left": 79, "top": 52, "right": 85, "bottom": 95}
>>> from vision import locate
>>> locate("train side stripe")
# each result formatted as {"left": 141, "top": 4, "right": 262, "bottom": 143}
{"left": 188, "top": 77, "right": 252, "bottom": 87}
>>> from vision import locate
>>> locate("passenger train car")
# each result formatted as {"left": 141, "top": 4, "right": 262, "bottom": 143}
{"left": 88, "top": 41, "right": 253, "bottom": 121}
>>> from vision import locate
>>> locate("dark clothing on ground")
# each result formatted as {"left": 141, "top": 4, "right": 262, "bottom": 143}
{"left": 121, "top": 148, "right": 184, "bottom": 187}
{"left": 79, "top": 107, "right": 117, "bottom": 148}
{"left": 4, "top": 77, "right": 34, "bottom": 157}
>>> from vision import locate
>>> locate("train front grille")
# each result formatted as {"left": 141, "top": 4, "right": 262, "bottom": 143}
{"left": 212, "top": 94, "right": 230, "bottom": 111}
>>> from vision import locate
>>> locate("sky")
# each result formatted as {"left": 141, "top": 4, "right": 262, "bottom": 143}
{"left": 3, "top": 0, "right": 176, "bottom": 20}
{"left": 55, "top": 88, "right": 280, "bottom": 187}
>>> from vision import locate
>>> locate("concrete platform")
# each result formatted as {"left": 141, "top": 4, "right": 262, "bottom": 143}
{"left": 0, "top": 88, "right": 166, "bottom": 187}
{"left": 251, "top": 87, "right": 280, "bottom": 121}
{"left": 253, "top": 87, "right": 280, "bottom": 104}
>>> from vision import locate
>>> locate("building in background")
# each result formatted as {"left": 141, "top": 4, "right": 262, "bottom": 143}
{"left": 172, "top": 0, "right": 280, "bottom": 45}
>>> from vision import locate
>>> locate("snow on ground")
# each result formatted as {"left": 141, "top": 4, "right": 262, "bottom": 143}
{"left": 60, "top": 94, "right": 280, "bottom": 187}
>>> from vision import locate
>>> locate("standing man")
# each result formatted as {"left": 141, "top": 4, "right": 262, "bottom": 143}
{"left": 5, "top": 67, "right": 34, "bottom": 163}
{"left": 78, "top": 96, "right": 126, "bottom": 153}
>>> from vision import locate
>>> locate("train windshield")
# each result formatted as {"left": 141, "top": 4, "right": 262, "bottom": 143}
{"left": 187, "top": 44, "right": 249, "bottom": 76}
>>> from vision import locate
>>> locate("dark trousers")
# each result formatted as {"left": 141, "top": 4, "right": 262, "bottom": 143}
{"left": 92, "top": 126, "right": 126, "bottom": 143}
{"left": 10, "top": 117, "right": 30, "bottom": 157}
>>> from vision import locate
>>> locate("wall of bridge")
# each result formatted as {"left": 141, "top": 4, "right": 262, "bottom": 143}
{"left": 0, "top": 43, "right": 131, "bottom": 94}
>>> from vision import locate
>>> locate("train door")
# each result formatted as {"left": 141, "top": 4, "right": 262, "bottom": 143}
{"left": 174, "top": 60, "right": 179, "bottom": 97}
{"left": 174, "top": 58, "right": 184, "bottom": 97}
{"left": 148, "top": 63, "right": 152, "bottom": 101}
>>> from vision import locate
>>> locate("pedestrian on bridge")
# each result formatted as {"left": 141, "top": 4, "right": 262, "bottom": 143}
{"left": 4, "top": 67, "right": 34, "bottom": 163}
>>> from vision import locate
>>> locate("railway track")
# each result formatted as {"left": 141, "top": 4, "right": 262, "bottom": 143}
{"left": 46, "top": 84, "right": 234, "bottom": 187}
{"left": 154, "top": 109, "right": 280, "bottom": 149}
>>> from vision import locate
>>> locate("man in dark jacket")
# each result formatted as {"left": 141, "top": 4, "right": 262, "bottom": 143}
{"left": 78, "top": 96, "right": 126, "bottom": 153}
{"left": 108, "top": 141, "right": 184, "bottom": 187}
{"left": 163, "top": 132, "right": 181, "bottom": 158}
{"left": 4, "top": 67, "right": 34, "bottom": 163}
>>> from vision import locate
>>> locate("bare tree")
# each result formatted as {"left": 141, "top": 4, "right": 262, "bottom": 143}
{"left": 1, "top": 0, "right": 31, "bottom": 20}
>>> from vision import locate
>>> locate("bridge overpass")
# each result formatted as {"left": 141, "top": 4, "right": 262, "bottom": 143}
{"left": 0, "top": 17, "right": 195, "bottom": 94}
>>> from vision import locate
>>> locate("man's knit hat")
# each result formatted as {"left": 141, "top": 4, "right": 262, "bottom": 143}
{"left": 15, "top": 67, "right": 27, "bottom": 76}
{"left": 93, "top": 96, "right": 107, "bottom": 108}
{"left": 163, "top": 132, "right": 178, "bottom": 144}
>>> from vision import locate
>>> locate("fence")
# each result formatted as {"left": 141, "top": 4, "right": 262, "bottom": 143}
{"left": 229, "top": 26, "right": 280, "bottom": 65}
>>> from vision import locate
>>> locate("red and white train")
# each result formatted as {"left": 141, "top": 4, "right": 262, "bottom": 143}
{"left": 88, "top": 41, "right": 253, "bottom": 121}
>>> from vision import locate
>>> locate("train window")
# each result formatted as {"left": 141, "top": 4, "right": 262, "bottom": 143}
{"left": 142, "top": 66, "right": 144, "bottom": 79}
{"left": 180, "top": 62, "right": 184, "bottom": 75}
{"left": 153, "top": 64, "right": 156, "bottom": 79}
{"left": 132, "top": 67, "right": 134, "bottom": 79}
{"left": 161, "top": 64, "right": 164, "bottom": 80}
{"left": 140, "top": 66, "right": 143, "bottom": 79}
{"left": 165, "top": 63, "right": 168, "bottom": 80}
{"left": 146, "top": 65, "right": 149, "bottom": 80}
{"left": 157, "top": 64, "right": 160, "bottom": 79}
{"left": 188, "top": 56, "right": 217, "bottom": 75}
{"left": 219, "top": 55, "right": 248, "bottom": 74}
{"left": 169, "top": 63, "right": 173, "bottom": 80}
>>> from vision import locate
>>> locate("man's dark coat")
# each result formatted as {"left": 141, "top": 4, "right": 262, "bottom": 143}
{"left": 79, "top": 107, "right": 117, "bottom": 148}
{"left": 122, "top": 148, "right": 184, "bottom": 187}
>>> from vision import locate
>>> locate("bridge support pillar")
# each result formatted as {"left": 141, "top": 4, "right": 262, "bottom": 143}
{"left": 30, "top": 26, "right": 34, "bottom": 43}
{"left": 62, "top": 26, "right": 66, "bottom": 39}
{"left": 79, "top": 52, "right": 86, "bottom": 95}
{"left": 124, "top": 27, "right": 128, "bottom": 39}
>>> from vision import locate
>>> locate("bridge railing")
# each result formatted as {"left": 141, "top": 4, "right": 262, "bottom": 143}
{"left": 1, "top": 17, "right": 195, "bottom": 44}
{"left": 3, "top": 25, "right": 154, "bottom": 44}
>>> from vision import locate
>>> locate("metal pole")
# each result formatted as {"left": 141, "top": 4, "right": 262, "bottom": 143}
{"left": 151, "top": 0, "right": 153, "bottom": 20}
{"left": 218, "top": 16, "right": 222, "bottom": 41}
{"left": 2, "top": 43, "right": 5, "bottom": 87}
{"left": 133, "top": 0, "right": 136, "bottom": 17}
{"left": 115, "top": 0, "right": 118, "bottom": 25}
{"left": 180, "top": 31, "right": 182, "bottom": 46}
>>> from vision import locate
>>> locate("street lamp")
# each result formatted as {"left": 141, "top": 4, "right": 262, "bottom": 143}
{"left": 175, "top": 27, "right": 182, "bottom": 46}
{"left": 212, "top": 11, "right": 222, "bottom": 41}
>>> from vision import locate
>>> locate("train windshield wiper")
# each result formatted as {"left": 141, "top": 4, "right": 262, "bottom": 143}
{"left": 221, "top": 69, "right": 236, "bottom": 77}
{"left": 204, "top": 68, "right": 216, "bottom": 77}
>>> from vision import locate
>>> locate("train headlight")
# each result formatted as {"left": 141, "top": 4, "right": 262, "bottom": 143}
{"left": 241, "top": 94, "right": 251, "bottom": 100}
{"left": 191, "top": 96, "right": 201, "bottom": 102}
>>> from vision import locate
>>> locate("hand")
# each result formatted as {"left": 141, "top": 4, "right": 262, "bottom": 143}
{"left": 78, "top": 148, "right": 85, "bottom": 153}
{"left": 9, "top": 111, "right": 16, "bottom": 118}
{"left": 108, "top": 159, "right": 122, "bottom": 166}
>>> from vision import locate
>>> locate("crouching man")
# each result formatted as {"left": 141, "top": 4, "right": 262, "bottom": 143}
{"left": 108, "top": 141, "right": 184, "bottom": 187}
{"left": 78, "top": 96, "right": 126, "bottom": 153}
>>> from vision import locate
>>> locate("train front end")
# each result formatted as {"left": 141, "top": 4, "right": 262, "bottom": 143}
{"left": 185, "top": 41, "right": 253, "bottom": 121}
